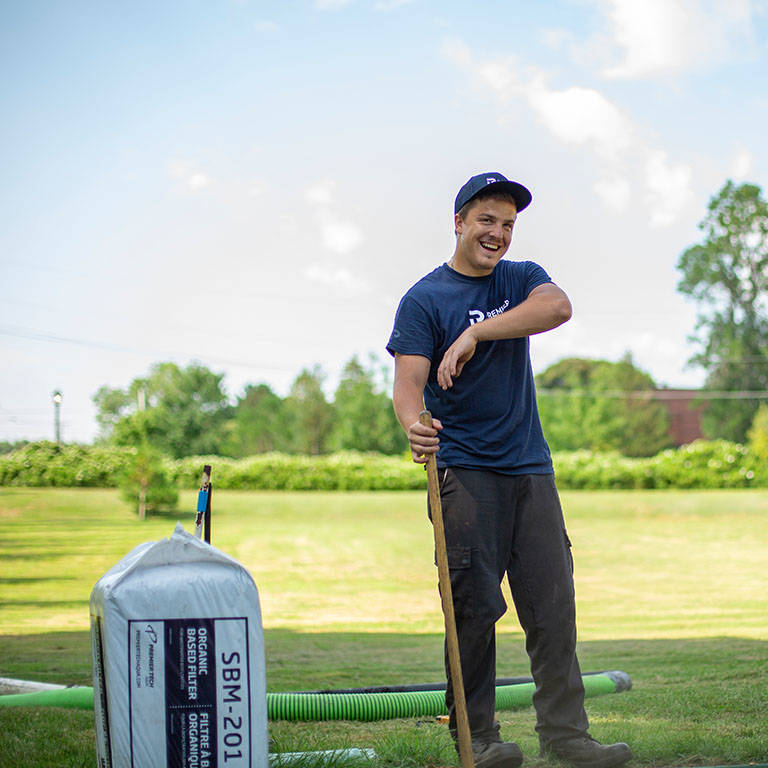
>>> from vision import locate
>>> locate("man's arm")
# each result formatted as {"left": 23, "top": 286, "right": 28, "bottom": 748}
{"left": 392, "top": 353, "right": 443, "bottom": 463}
{"left": 437, "top": 282, "right": 572, "bottom": 389}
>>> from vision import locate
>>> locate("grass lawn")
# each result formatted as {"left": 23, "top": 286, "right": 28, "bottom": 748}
{"left": 0, "top": 487, "right": 767, "bottom": 767}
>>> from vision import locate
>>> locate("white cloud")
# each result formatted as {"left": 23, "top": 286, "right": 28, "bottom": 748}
{"left": 441, "top": 37, "right": 472, "bottom": 67}
{"left": 320, "top": 217, "right": 364, "bottom": 254}
{"left": 253, "top": 20, "right": 278, "bottom": 32}
{"left": 601, "top": 0, "right": 701, "bottom": 78}
{"left": 304, "top": 179, "right": 336, "bottom": 205}
{"left": 541, "top": 27, "right": 575, "bottom": 51}
{"left": 314, "top": 0, "right": 352, "bottom": 9}
{"left": 731, "top": 148, "right": 754, "bottom": 179}
{"left": 374, "top": 0, "right": 415, "bottom": 9}
{"left": 598, "top": 0, "right": 760, "bottom": 78}
{"left": 593, "top": 177, "right": 632, "bottom": 212}
{"left": 644, "top": 149, "right": 694, "bottom": 227}
{"left": 168, "top": 162, "right": 212, "bottom": 192}
{"left": 443, "top": 39, "right": 695, "bottom": 226}
{"left": 475, "top": 59, "right": 519, "bottom": 96}
{"left": 443, "top": 43, "right": 635, "bottom": 162}
{"left": 304, "top": 178, "right": 365, "bottom": 254}
{"left": 305, "top": 264, "right": 368, "bottom": 294}
{"left": 187, "top": 173, "right": 210, "bottom": 191}
{"left": 526, "top": 79, "right": 635, "bottom": 161}
{"left": 249, "top": 180, "right": 266, "bottom": 197}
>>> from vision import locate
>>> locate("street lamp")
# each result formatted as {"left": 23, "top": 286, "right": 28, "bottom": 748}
{"left": 52, "top": 390, "right": 62, "bottom": 443}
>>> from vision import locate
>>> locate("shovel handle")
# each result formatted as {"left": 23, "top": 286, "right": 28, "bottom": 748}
{"left": 419, "top": 410, "right": 474, "bottom": 768}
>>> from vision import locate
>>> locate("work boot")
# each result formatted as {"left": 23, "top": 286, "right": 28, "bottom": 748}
{"left": 468, "top": 739, "right": 524, "bottom": 768}
{"left": 540, "top": 734, "right": 632, "bottom": 768}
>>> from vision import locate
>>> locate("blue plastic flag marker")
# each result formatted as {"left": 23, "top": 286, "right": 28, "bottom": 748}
{"left": 194, "top": 464, "right": 212, "bottom": 543}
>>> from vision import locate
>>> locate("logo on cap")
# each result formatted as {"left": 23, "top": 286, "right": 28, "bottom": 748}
{"left": 486, "top": 177, "right": 498, "bottom": 185}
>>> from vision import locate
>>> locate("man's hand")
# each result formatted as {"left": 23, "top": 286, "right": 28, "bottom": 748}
{"left": 436, "top": 283, "right": 572, "bottom": 390}
{"left": 392, "top": 353, "right": 445, "bottom": 462}
{"left": 407, "top": 416, "right": 443, "bottom": 464}
{"left": 437, "top": 328, "right": 478, "bottom": 390}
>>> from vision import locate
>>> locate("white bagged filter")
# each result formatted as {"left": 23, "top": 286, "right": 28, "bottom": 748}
{"left": 90, "top": 523, "right": 268, "bottom": 768}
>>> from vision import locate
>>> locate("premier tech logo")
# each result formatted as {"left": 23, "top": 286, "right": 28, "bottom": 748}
{"left": 467, "top": 298, "right": 510, "bottom": 325}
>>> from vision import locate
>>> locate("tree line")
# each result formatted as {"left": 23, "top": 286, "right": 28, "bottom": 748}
{"left": 93, "top": 355, "right": 408, "bottom": 459}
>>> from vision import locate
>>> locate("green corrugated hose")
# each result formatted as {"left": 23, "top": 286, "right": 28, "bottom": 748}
{"left": 0, "top": 685, "right": 94, "bottom": 710}
{"left": 0, "top": 671, "right": 628, "bottom": 721}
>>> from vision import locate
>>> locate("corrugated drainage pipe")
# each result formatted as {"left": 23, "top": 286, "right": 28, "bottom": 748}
{"left": 0, "top": 671, "right": 630, "bottom": 721}
{"left": 269, "top": 672, "right": 628, "bottom": 721}
{"left": 0, "top": 685, "right": 94, "bottom": 709}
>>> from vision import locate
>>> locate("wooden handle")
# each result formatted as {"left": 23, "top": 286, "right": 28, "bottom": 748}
{"left": 419, "top": 410, "right": 474, "bottom": 768}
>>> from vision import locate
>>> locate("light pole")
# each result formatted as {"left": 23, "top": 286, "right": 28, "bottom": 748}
{"left": 52, "top": 390, "right": 62, "bottom": 443}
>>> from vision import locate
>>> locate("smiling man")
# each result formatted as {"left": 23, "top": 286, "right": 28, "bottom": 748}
{"left": 386, "top": 173, "right": 631, "bottom": 768}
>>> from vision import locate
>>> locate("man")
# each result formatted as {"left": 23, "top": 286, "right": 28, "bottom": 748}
{"left": 386, "top": 172, "right": 632, "bottom": 768}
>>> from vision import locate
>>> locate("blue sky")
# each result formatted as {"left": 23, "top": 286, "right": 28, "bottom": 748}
{"left": 1, "top": 0, "right": 767, "bottom": 442}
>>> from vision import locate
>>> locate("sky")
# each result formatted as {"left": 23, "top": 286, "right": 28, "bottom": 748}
{"left": 1, "top": 0, "right": 767, "bottom": 443}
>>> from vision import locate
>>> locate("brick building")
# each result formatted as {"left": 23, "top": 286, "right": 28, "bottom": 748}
{"left": 650, "top": 389, "right": 706, "bottom": 446}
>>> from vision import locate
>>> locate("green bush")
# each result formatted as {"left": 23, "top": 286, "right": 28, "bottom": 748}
{"left": 167, "top": 451, "right": 426, "bottom": 491}
{"left": 118, "top": 446, "right": 179, "bottom": 517}
{"left": 1, "top": 440, "right": 766, "bottom": 491}
{"left": 552, "top": 450, "right": 643, "bottom": 489}
{"left": 0, "top": 441, "right": 134, "bottom": 487}
{"left": 552, "top": 440, "right": 767, "bottom": 490}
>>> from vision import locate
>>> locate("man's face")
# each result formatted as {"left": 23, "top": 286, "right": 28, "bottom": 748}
{"left": 453, "top": 197, "right": 517, "bottom": 276}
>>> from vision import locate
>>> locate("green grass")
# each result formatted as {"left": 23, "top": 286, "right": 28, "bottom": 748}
{"left": 1, "top": 487, "right": 767, "bottom": 767}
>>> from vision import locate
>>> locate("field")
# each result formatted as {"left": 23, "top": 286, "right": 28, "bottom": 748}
{"left": 1, "top": 487, "right": 767, "bottom": 767}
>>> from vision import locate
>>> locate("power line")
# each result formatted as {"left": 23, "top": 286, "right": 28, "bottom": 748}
{"left": 537, "top": 389, "right": 768, "bottom": 400}
{"left": 0, "top": 324, "right": 301, "bottom": 374}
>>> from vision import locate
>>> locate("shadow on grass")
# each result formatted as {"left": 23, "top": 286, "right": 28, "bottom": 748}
{"left": 0, "top": 577, "right": 76, "bottom": 584}
{"left": 141, "top": 507, "right": 197, "bottom": 519}
{"left": 1, "top": 629, "right": 766, "bottom": 693}
{"left": 1, "top": 550, "right": 90, "bottom": 560}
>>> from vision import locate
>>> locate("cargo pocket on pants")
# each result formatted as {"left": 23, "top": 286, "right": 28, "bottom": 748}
{"left": 435, "top": 546, "right": 474, "bottom": 618}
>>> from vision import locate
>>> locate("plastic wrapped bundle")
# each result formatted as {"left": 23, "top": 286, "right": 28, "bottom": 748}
{"left": 90, "top": 523, "right": 267, "bottom": 768}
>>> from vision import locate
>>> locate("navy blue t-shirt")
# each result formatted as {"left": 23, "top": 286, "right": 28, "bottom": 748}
{"left": 386, "top": 260, "right": 554, "bottom": 474}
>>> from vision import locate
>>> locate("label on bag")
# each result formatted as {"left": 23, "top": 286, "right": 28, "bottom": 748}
{"left": 128, "top": 617, "right": 251, "bottom": 768}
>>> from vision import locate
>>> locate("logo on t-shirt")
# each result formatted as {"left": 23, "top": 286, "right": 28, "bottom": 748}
{"left": 468, "top": 309, "right": 485, "bottom": 325}
{"left": 468, "top": 298, "right": 511, "bottom": 326}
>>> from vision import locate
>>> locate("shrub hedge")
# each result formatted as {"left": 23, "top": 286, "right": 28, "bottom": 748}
{"left": 552, "top": 440, "right": 767, "bottom": 489}
{"left": 167, "top": 452, "right": 427, "bottom": 491}
{"left": 0, "top": 442, "right": 136, "bottom": 487}
{"left": 0, "top": 440, "right": 766, "bottom": 491}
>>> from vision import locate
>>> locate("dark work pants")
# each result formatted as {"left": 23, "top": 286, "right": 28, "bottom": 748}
{"left": 434, "top": 468, "right": 589, "bottom": 745}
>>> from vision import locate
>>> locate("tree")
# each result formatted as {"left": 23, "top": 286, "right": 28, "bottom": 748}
{"left": 284, "top": 365, "right": 335, "bottom": 455}
{"left": 93, "top": 386, "right": 133, "bottom": 438}
{"left": 223, "top": 383, "right": 291, "bottom": 457}
{"left": 677, "top": 180, "right": 768, "bottom": 441}
{"left": 93, "top": 362, "right": 231, "bottom": 458}
{"left": 330, "top": 355, "right": 407, "bottom": 454}
{"left": 117, "top": 443, "right": 178, "bottom": 519}
{"left": 536, "top": 355, "right": 672, "bottom": 457}
{"left": 0, "top": 440, "right": 30, "bottom": 455}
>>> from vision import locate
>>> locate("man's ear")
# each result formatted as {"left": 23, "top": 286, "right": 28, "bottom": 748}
{"left": 454, "top": 212, "right": 463, "bottom": 235}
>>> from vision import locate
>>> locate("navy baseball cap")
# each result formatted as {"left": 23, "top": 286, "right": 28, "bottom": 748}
{"left": 454, "top": 172, "right": 532, "bottom": 214}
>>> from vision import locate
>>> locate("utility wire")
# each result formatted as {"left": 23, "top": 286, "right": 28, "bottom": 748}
{"left": 0, "top": 325, "right": 301, "bottom": 374}
{"left": 537, "top": 389, "right": 768, "bottom": 400}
